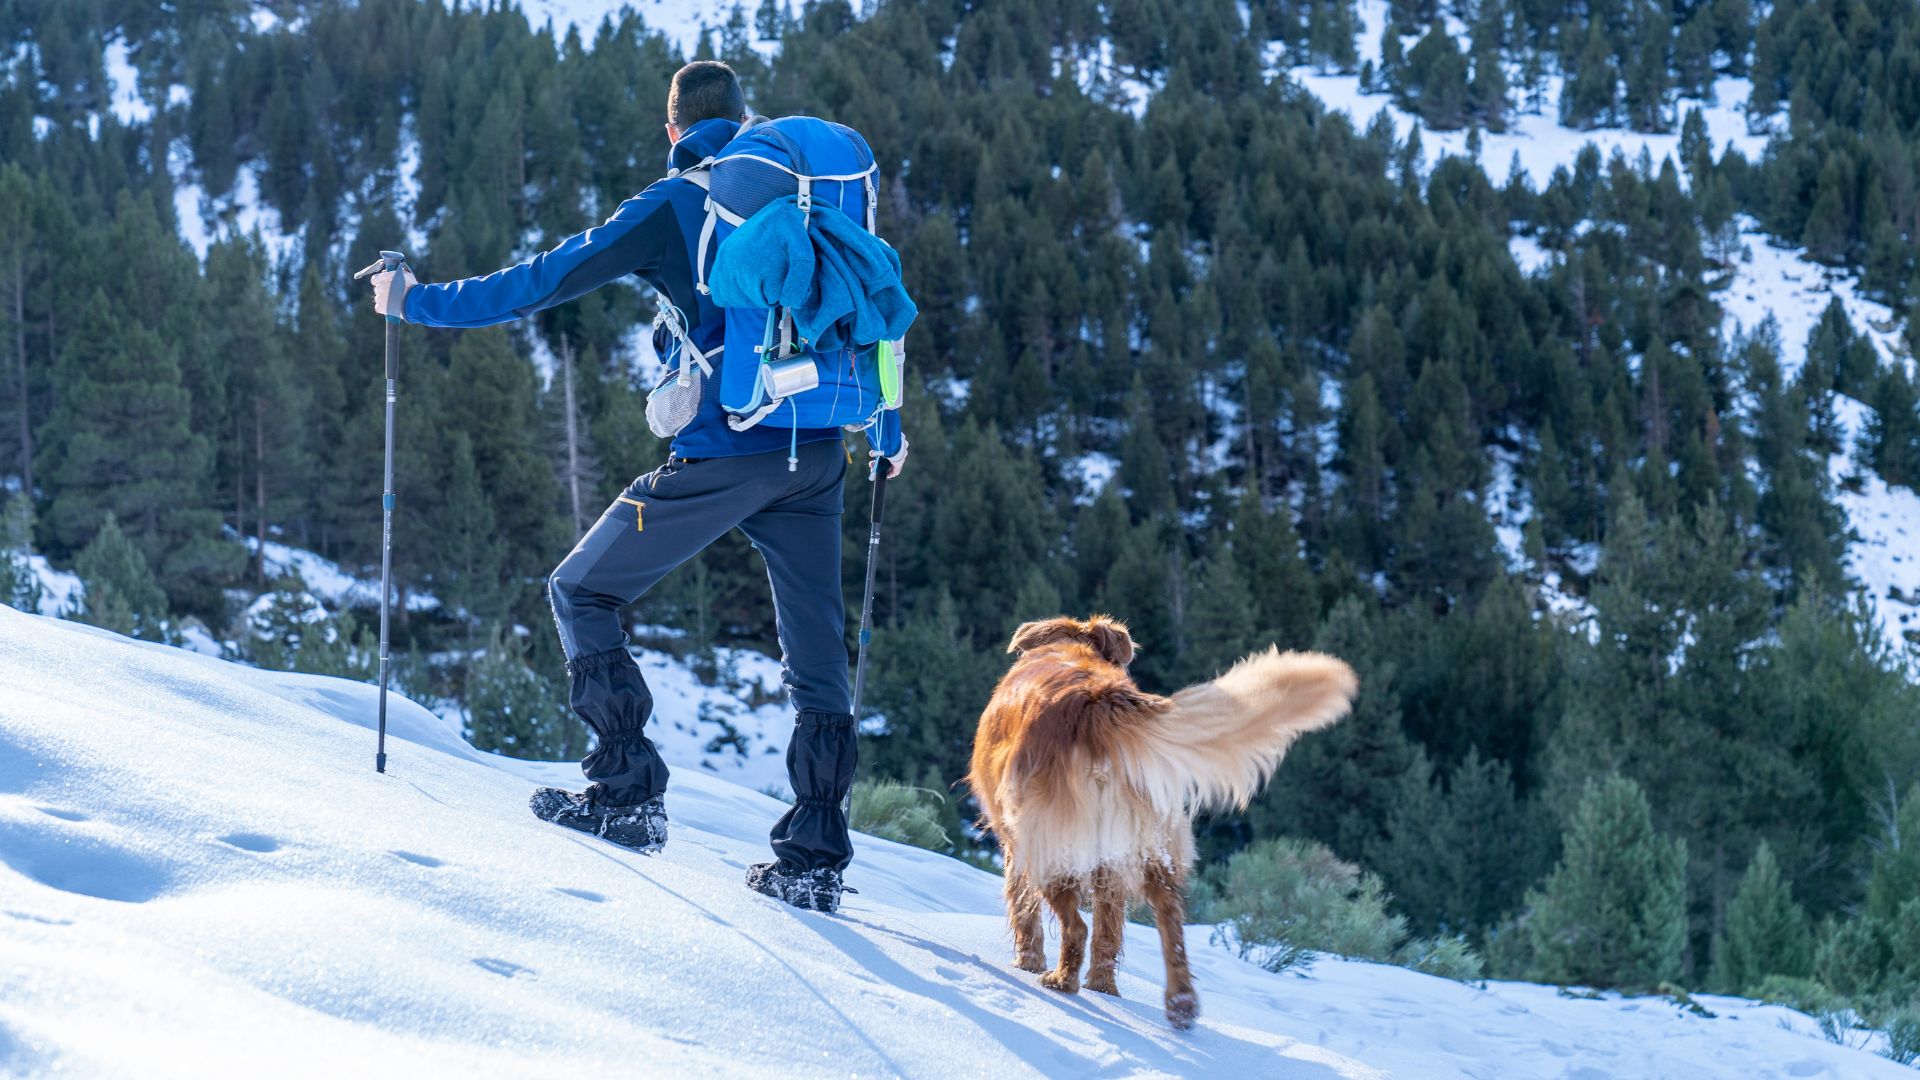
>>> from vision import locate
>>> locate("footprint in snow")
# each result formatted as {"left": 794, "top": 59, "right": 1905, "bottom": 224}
{"left": 472, "top": 957, "right": 534, "bottom": 979}
{"left": 554, "top": 887, "right": 605, "bottom": 903}
{"left": 5, "top": 909, "right": 75, "bottom": 926}
{"left": 0, "top": 820, "right": 173, "bottom": 903}
{"left": 217, "top": 833, "right": 281, "bottom": 853}
{"left": 390, "top": 850, "right": 444, "bottom": 868}
{"left": 36, "top": 807, "right": 87, "bottom": 822}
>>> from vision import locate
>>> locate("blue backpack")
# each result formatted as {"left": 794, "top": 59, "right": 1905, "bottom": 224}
{"left": 655, "top": 116, "right": 906, "bottom": 441}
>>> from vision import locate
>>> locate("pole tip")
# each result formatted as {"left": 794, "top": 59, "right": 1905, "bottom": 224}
{"left": 376, "top": 752, "right": 387, "bottom": 773}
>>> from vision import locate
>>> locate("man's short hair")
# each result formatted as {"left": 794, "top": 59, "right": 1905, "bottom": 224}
{"left": 668, "top": 61, "right": 746, "bottom": 129}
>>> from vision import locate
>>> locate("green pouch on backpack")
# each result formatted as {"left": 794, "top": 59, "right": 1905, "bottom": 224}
{"left": 875, "top": 338, "right": 904, "bottom": 409}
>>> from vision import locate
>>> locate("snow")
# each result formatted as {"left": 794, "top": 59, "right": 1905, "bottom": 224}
{"left": 1063, "top": 450, "right": 1119, "bottom": 505}
{"left": 628, "top": 642, "right": 796, "bottom": 796}
{"left": 171, "top": 157, "right": 302, "bottom": 267}
{"left": 1507, "top": 232, "right": 1555, "bottom": 275}
{"left": 24, "top": 556, "right": 82, "bottom": 619}
{"left": 103, "top": 39, "right": 151, "bottom": 126}
{"left": 1717, "top": 219, "right": 1906, "bottom": 383}
{"left": 248, "top": 538, "right": 440, "bottom": 614}
{"left": 1285, "top": 1, "right": 1767, "bottom": 189}
{"left": 1833, "top": 397, "right": 1920, "bottom": 657}
{"left": 524, "top": 0, "right": 759, "bottom": 56}
{"left": 1059, "top": 39, "right": 1160, "bottom": 120}
{"left": 1, "top": 606, "right": 1909, "bottom": 1076}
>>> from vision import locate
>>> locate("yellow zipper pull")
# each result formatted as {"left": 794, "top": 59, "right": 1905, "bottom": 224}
{"left": 616, "top": 496, "right": 645, "bottom": 531}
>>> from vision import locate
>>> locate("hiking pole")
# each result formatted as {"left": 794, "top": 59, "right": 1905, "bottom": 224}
{"left": 843, "top": 467, "right": 889, "bottom": 817}
{"left": 850, "top": 468, "right": 888, "bottom": 729}
{"left": 353, "top": 250, "right": 408, "bottom": 774}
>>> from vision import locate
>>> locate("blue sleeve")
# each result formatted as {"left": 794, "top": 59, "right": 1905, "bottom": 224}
{"left": 871, "top": 410, "right": 904, "bottom": 458}
{"left": 403, "top": 183, "right": 679, "bottom": 329}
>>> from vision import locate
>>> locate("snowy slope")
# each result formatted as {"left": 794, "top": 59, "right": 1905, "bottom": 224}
{"left": 1, "top": 607, "right": 1909, "bottom": 1078}
{"left": 1283, "top": 0, "right": 1768, "bottom": 188}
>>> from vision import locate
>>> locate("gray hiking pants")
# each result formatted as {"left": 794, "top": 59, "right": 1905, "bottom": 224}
{"left": 547, "top": 439, "right": 858, "bottom": 871}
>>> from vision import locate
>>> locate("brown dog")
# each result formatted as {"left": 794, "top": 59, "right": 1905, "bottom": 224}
{"left": 968, "top": 616, "right": 1357, "bottom": 1029}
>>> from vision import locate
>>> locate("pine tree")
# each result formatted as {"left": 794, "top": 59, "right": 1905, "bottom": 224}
{"left": 1253, "top": 597, "right": 1426, "bottom": 862}
{"left": 74, "top": 512, "right": 169, "bottom": 641}
{"left": 1800, "top": 158, "right": 1854, "bottom": 264}
{"left": 0, "top": 493, "right": 41, "bottom": 612}
{"left": 466, "top": 622, "right": 573, "bottom": 759}
{"left": 1380, "top": 747, "right": 1553, "bottom": 939}
{"left": 1561, "top": 21, "right": 1619, "bottom": 129}
{"left": 1867, "top": 784, "right": 1920, "bottom": 923}
{"left": 1715, "top": 840, "right": 1812, "bottom": 993}
{"left": 1866, "top": 362, "right": 1920, "bottom": 490}
{"left": 434, "top": 432, "right": 509, "bottom": 633}
{"left": 205, "top": 237, "right": 307, "bottom": 585}
{"left": 1402, "top": 22, "right": 1470, "bottom": 130}
{"left": 1526, "top": 774, "right": 1689, "bottom": 990}
{"left": 37, "top": 290, "right": 237, "bottom": 613}
{"left": 1182, "top": 544, "right": 1258, "bottom": 683}
{"left": 1467, "top": 1, "right": 1509, "bottom": 131}
{"left": 1672, "top": 12, "right": 1715, "bottom": 100}
{"left": 1623, "top": 2, "right": 1672, "bottom": 132}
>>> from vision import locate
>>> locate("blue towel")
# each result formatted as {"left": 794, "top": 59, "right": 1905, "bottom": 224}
{"left": 708, "top": 196, "right": 918, "bottom": 352}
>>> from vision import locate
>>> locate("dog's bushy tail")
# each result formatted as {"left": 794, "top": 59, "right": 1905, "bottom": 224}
{"left": 1117, "top": 648, "right": 1358, "bottom": 815}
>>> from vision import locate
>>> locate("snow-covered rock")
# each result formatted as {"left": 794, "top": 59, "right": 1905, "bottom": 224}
{"left": 0, "top": 606, "right": 1909, "bottom": 1076}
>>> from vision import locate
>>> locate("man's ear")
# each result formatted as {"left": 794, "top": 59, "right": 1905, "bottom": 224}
{"left": 1008, "top": 618, "right": 1075, "bottom": 655}
{"left": 1084, "top": 616, "right": 1136, "bottom": 668}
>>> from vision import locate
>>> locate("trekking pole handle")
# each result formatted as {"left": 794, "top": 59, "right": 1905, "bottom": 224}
{"left": 354, "top": 250, "right": 411, "bottom": 331}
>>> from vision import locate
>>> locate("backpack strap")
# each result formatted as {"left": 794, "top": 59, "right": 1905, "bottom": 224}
{"left": 653, "top": 303, "right": 715, "bottom": 387}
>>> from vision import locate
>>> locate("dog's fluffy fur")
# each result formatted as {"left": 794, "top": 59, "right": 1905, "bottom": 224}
{"left": 968, "top": 615, "right": 1357, "bottom": 1028}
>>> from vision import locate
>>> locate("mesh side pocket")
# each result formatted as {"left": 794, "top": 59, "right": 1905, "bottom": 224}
{"left": 645, "top": 366, "right": 702, "bottom": 439}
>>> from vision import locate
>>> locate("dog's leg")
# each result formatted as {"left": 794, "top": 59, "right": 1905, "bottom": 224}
{"left": 1006, "top": 857, "right": 1046, "bottom": 974}
{"left": 1144, "top": 860, "right": 1198, "bottom": 1029}
{"left": 1038, "top": 880, "right": 1086, "bottom": 994}
{"left": 1083, "top": 867, "right": 1124, "bottom": 996}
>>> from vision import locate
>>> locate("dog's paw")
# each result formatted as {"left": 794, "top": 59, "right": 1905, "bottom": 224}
{"left": 1084, "top": 972, "right": 1120, "bottom": 996}
{"left": 1165, "top": 989, "right": 1198, "bottom": 1030}
{"left": 1039, "top": 969, "right": 1081, "bottom": 994}
{"left": 1013, "top": 951, "right": 1047, "bottom": 974}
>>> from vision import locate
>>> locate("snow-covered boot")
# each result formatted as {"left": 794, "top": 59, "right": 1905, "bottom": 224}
{"left": 529, "top": 787, "right": 667, "bottom": 853}
{"left": 745, "top": 862, "right": 855, "bottom": 912}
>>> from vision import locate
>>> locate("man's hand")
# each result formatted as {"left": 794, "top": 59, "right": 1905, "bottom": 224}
{"left": 869, "top": 435, "right": 908, "bottom": 479}
{"left": 371, "top": 266, "right": 416, "bottom": 319}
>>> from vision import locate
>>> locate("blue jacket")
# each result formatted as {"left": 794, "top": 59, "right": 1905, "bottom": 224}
{"left": 403, "top": 118, "right": 903, "bottom": 460}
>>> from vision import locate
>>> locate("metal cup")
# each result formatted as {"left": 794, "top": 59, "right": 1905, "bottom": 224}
{"left": 762, "top": 356, "right": 821, "bottom": 399}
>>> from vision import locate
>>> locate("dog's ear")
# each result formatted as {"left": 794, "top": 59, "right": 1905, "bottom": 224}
{"left": 1084, "top": 616, "right": 1136, "bottom": 668}
{"left": 1007, "top": 618, "right": 1077, "bottom": 654}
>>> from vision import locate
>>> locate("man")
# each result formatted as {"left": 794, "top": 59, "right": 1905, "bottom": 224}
{"left": 366, "top": 61, "right": 905, "bottom": 912}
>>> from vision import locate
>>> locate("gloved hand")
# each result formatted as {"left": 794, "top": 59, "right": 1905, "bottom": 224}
{"left": 869, "top": 434, "right": 908, "bottom": 479}
{"left": 370, "top": 265, "right": 416, "bottom": 320}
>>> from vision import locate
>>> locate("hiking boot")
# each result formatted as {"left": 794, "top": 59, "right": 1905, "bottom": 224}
{"left": 745, "top": 861, "right": 856, "bottom": 913}
{"left": 529, "top": 786, "right": 667, "bottom": 854}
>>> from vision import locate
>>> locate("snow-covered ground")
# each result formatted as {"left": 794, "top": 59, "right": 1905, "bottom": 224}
{"left": 1, "top": 607, "right": 1910, "bottom": 1077}
{"left": 1284, "top": 0, "right": 1768, "bottom": 189}
{"left": 1832, "top": 396, "right": 1920, "bottom": 650}
{"left": 249, "top": 537, "right": 440, "bottom": 614}
{"left": 629, "top": 640, "right": 795, "bottom": 796}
